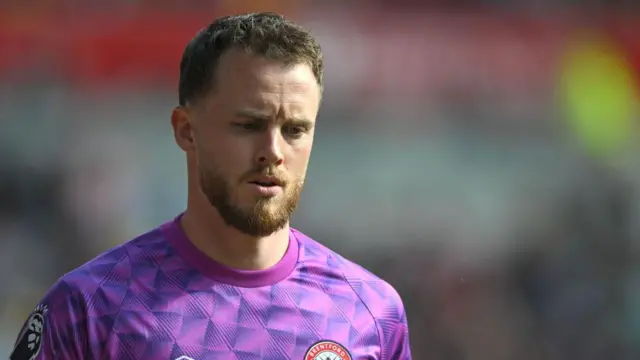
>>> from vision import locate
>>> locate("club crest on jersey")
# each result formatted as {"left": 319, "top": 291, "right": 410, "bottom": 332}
{"left": 10, "top": 304, "right": 48, "bottom": 360}
{"left": 304, "top": 340, "right": 352, "bottom": 360}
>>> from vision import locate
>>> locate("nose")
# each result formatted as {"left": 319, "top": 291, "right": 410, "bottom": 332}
{"left": 255, "top": 129, "right": 284, "bottom": 166}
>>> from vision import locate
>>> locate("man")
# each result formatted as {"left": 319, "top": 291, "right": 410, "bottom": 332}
{"left": 10, "top": 13, "right": 411, "bottom": 360}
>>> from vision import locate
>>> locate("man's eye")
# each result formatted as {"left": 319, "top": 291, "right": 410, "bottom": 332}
{"left": 284, "top": 126, "right": 305, "bottom": 137}
{"left": 235, "top": 122, "right": 260, "bottom": 130}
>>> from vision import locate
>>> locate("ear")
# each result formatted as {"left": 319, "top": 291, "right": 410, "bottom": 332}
{"left": 171, "top": 106, "right": 196, "bottom": 152}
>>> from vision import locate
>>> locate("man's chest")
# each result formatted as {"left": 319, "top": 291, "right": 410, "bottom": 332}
{"left": 95, "top": 287, "right": 381, "bottom": 360}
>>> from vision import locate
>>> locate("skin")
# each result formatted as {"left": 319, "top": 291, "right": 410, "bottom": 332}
{"left": 171, "top": 48, "right": 321, "bottom": 270}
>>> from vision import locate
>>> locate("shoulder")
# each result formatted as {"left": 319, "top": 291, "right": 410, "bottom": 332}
{"left": 293, "top": 228, "right": 406, "bottom": 317}
{"left": 294, "top": 229, "right": 411, "bottom": 359}
{"left": 48, "top": 224, "right": 170, "bottom": 311}
{"left": 10, "top": 223, "right": 179, "bottom": 359}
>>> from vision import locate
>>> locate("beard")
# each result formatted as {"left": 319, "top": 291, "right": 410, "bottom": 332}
{"left": 197, "top": 162, "right": 303, "bottom": 237}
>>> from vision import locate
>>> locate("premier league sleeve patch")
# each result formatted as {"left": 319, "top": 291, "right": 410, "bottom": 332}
{"left": 10, "top": 304, "right": 48, "bottom": 360}
{"left": 304, "top": 340, "right": 352, "bottom": 360}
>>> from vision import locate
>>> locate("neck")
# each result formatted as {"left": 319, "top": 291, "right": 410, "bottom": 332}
{"left": 180, "top": 193, "right": 290, "bottom": 271}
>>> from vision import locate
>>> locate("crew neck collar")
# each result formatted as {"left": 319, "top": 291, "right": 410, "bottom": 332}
{"left": 162, "top": 214, "right": 299, "bottom": 288}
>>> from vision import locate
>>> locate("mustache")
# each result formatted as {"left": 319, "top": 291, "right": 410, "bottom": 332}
{"left": 240, "top": 167, "right": 288, "bottom": 183}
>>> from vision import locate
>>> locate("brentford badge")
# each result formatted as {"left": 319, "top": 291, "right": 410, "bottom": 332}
{"left": 304, "top": 340, "right": 352, "bottom": 360}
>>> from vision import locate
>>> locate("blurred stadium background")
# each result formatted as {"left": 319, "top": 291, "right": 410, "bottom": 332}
{"left": 2, "top": 1, "right": 640, "bottom": 358}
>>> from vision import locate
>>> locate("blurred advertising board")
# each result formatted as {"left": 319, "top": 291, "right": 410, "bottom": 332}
{"left": 0, "top": 6, "right": 638, "bottom": 104}
{"left": 305, "top": 8, "right": 640, "bottom": 104}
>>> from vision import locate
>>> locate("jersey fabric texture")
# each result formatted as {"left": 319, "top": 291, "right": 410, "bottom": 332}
{"left": 10, "top": 214, "right": 411, "bottom": 360}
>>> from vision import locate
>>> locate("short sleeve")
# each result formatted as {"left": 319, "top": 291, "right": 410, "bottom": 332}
{"left": 379, "top": 290, "right": 412, "bottom": 360}
{"left": 9, "top": 281, "right": 87, "bottom": 360}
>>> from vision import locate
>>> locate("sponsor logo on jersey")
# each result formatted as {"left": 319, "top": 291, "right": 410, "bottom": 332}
{"left": 10, "top": 304, "right": 48, "bottom": 360}
{"left": 304, "top": 340, "right": 352, "bottom": 360}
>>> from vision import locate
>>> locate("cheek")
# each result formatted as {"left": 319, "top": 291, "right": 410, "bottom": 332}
{"left": 197, "top": 143, "right": 248, "bottom": 183}
{"left": 195, "top": 146, "right": 221, "bottom": 176}
{"left": 286, "top": 142, "right": 313, "bottom": 173}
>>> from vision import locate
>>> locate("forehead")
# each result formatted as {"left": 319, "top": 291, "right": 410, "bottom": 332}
{"left": 210, "top": 49, "right": 321, "bottom": 110}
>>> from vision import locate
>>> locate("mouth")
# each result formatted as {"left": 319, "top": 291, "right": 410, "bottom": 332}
{"left": 247, "top": 178, "right": 284, "bottom": 197}
{"left": 248, "top": 176, "right": 284, "bottom": 188}
{"left": 250, "top": 181, "right": 277, "bottom": 187}
{"left": 249, "top": 181, "right": 279, "bottom": 188}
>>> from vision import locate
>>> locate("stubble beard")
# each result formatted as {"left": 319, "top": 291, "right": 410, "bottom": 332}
{"left": 198, "top": 163, "right": 302, "bottom": 237}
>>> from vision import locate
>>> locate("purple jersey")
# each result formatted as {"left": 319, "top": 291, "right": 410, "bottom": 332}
{"left": 10, "top": 215, "right": 411, "bottom": 360}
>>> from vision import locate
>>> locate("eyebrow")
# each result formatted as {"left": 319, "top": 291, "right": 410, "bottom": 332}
{"left": 235, "top": 108, "right": 313, "bottom": 126}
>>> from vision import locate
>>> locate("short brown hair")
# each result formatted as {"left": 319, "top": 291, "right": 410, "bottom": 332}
{"left": 178, "top": 12, "right": 323, "bottom": 106}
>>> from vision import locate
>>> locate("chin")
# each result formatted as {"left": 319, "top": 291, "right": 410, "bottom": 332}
{"left": 238, "top": 195, "right": 276, "bottom": 210}
{"left": 255, "top": 198, "right": 284, "bottom": 212}
{"left": 250, "top": 192, "right": 283, "bottom": 204}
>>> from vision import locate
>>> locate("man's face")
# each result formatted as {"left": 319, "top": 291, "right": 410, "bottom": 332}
{"left": 186, "top": 49, "right": 320, "bottom": 236}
